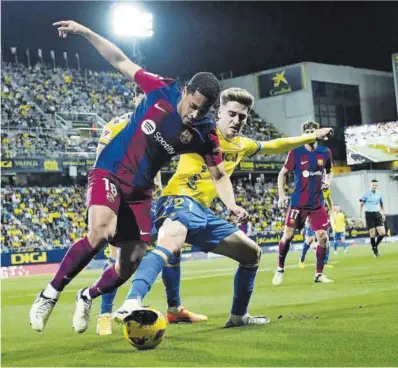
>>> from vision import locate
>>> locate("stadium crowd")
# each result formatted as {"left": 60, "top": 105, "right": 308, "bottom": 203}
{"left": 1, "top": 178, "right": 292, "bottom": 253}
{"left": 1, "top": 62, "right": 285, "bottom": 162}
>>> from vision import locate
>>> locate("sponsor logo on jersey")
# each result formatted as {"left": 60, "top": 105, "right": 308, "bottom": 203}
{"left": 302, "top": 170, "right": 323, "bottom": 178}
{"left": 154, "top": 132, "right": 176, "bottom": 154}
{"left": 141, "top": 120, "right": 156, "bottom": 135}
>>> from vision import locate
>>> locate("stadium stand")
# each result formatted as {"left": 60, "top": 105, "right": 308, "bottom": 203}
{"left": 1, "top": 62, "right": 285, "bottom": 161}
{"left": 1, "top": 62, "right": 306, "bottom": 253}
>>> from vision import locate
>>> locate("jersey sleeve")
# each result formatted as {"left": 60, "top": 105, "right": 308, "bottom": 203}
{"left": 241, "top": 137, "right": 261, "bottom": 158}
{"left": 99, "top": 125, "right": 113, "bottom": 145}
{"left": 359, "top": 192, "right": 367, "bottom": 202}
{"left": 284, "top": 150, "right": 295, "bottom": 171}
{"left": 325, "top": 148, "right": 333, "bottom": 174}
{"left": 134, "top": 68, "right": 173, "bottom": 94}
{"left": 201, "top": 129, "right": 223, "bottom": 167}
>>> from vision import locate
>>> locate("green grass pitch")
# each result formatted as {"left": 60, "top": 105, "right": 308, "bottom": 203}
{"left": 2, "top": 243, "right": 398, "bottom": 367}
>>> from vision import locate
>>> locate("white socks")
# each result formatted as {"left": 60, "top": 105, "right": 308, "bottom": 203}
{"left": 167, "top": 306, "right": 182, "bottom": 314}
{"left": 43, "top": 284, "right": 61, "bottom": 300}
{"left": 82, "top": 288, "right": 92, "bottom": 300}
{"left": 123, "top": 298, "right": 142, "bottom": 310}
{"left": 230, "top": 313, "right": 249, "bottom": 323}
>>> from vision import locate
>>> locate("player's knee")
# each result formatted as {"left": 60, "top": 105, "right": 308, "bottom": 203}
{"left": 378, "top": 228, "right": 386, "bottom": 236}
{"left": 157, "top": 219, "right": 187, "bottom": 254}
{"left": 129, "top": 241, "right": 147, "bottom": 264}
{"left": 114, "top": 260, "right": 134, "bottom": 281}
{"left": 317, "top": 230, "right": 328, "bottom": 245}
{"left": 240, "top": 243, "right": 262, "bottom": 266}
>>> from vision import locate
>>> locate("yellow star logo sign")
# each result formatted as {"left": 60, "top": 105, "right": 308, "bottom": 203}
{"left": 272, "top": 71, "right": 288, "bottom": 87}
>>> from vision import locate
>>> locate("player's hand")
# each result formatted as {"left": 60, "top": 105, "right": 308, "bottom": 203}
{"left": 53, "top": 20, "right": 89, "bottom": 38}
{"left": 314, "top": 128, "right": 334, "bottom": 141}
{"left": 228, "top": 204, "right": 249, "bottom": 223}
{"left": 278, "top": 194, "right": 288, "bottom": 209}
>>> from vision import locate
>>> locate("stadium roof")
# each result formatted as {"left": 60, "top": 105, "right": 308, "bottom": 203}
{"left": 1, "top": 1, "right": 398, "bottom": 79}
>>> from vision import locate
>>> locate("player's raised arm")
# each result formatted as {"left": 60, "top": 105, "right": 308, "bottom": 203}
{"left": 258, "top": 128, "right": 334, "bottom": 155}
{"left": 322, "top": 148, "right": 333, "bottom": 189}
{"left": 53, "top": 20, "right": 140, "bottom": 80}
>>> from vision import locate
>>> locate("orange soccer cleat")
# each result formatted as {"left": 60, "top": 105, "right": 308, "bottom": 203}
{"left": 167, "top": 307, "right": 208, "bottom": 324}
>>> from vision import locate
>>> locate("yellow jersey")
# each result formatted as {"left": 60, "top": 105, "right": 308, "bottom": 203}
{"left": 98, "top": 112, "right": 132, "bottom": 148}
{"left": 332, "top": 212, "right": 346, "bottom": 233}
{"left": 161, "top": 128, "right": 260, "bottom": 208}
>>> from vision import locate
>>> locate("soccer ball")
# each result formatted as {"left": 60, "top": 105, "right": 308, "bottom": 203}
{"left": 122, "top": 307, "right": 167, "bottom": 350}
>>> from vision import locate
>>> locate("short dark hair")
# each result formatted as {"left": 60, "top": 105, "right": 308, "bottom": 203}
{"left": 301, "top": 121, "right": 320, "bottom": 133}
{"left": 371, "top": 179, "right": 378, "bottom": 183}
{"left": 187, "top": 72, "right": 221, "bottom": 111}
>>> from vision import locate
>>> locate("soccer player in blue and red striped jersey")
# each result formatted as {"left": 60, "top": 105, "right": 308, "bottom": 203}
{"left": 30, "top": 20, "right": 248, "bottom": 333}
{"left": 273, "top": 121, "right": 334, "bottom": 285}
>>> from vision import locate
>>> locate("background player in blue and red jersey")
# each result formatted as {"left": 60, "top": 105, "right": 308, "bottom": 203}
{"left": 273, "top": 121, "right": 334, "bottom": 285}
{"left": 30, "top": 20, "right": 248, "bottom": 334}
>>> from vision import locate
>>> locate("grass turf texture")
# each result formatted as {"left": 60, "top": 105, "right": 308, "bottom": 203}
{"left": 2, "top": 242, "right": 398, "bottom": 367}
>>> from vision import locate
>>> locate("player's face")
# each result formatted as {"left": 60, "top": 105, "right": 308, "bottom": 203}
{"left": 334, "top": 205, "right": 340, "bottom": 213}
{"left": 217, "top": 101, "right": 249, "bottom": 139}
{"left": 370, "top": 182, "right": 378, "bottom": 191}
{"left": 178, "top": 88, "right": 208, "bottom": 124}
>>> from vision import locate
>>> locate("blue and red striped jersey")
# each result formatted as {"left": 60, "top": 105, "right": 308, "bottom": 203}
{"left": 95, "top": 69, "right": 222, "bottom": 189}
{"left": 284, "top": 145, "right": 332, "bottom": 209}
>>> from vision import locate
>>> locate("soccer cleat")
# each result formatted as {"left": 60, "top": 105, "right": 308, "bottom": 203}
{"left": 272, "top": 270, "right": 284, "bottom": 286}
{"left": 96, "top": 313, "right": 112, "bottom": 336}
{"left": 314, "top": 274, "right": 334, "bottom": 283}
{"left": 225, "top": 313, "right": 270, "bottom": 328}
{"left": 73, "top": 288, "right": 92, "bottom": 334}
{"left": 167, "top": 307, "right": 208, "bottom": 323}
{"left": 374, "top": 252, "right": 381, "bottom": 258}
{"left": 298, "top": 261, "right": 305, "bottom": 269}
{"left": 29, "top": 291, "right": 58, "bottom": 332}
{"left": 113, "top": 298, "right": 142, "bottom": 325}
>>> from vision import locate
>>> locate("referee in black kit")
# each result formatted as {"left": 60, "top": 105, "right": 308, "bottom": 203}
{"left": 359, "top": 179, "right": 386, "bottom": 257}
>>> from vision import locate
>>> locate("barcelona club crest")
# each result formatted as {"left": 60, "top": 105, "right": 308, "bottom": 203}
{"left": 180, "top": 130, "right": 193, "bottom": 144}
{"left": 106, "top": 192, "right": 115, "bottom": 204}
{"left": 317, "top": 158, "right": 324, "bottom": 166}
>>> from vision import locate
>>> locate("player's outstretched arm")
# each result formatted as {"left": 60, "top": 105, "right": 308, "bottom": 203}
{"left": 53, "top": 20, "right": 141, "bottom": 80}
{"left": 258, "top": 128, "right": 333, "bottom": 155}
{"left": 208, "top": 163, "right": 248, "bottom": 222}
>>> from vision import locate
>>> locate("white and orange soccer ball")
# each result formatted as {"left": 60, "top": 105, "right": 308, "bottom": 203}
{"left": 122, "top": 307, "right": 167, "bottom": 350}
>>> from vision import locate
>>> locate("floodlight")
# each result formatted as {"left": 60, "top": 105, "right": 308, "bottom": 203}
{"left": 112, "top": 4, "right": 153, "bottom": 38}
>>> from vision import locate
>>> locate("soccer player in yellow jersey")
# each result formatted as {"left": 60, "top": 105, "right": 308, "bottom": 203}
{"left": 331, "top": 205, "right": 348, "bottom": 254}
{"left": 114, "top": 87, "right": 333, "bottom": 328}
